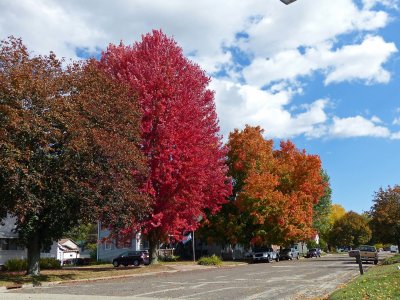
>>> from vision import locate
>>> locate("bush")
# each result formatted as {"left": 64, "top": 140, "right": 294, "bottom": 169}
{"left": 382, "top": 254, "right": 400, "bottom": 265}
{"left": 4, "top": 258, "right": 27, "bottom": 272}
{"left": 197, "top": 255, "right": 222, "bottom": 266}
{"left": 40, "top": 257, "right": 61, "bottom": 269}
{"left": 3, "top": 258, "right": 61, "bottom": 271}
{"left": 159, "top": 255, "right": 180, "bottom": 262}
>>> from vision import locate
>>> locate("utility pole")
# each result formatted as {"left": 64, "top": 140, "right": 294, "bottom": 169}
{"left": 192, "top": 230, "right": 196, "bottom": 262}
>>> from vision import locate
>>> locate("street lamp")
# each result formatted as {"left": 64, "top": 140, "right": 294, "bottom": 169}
{"left": 280, "top": 0, "right": 297, "bottom": 4}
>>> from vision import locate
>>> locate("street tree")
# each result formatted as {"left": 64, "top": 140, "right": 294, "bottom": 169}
{"left": 369, "top": 185, "right": 400, "bottom": 249}
{"left": 312, "top": 171, "right": 332, "bottom": 248}
{"left": 329, "top": 204, "right": 346, "bottom": 227}
{"left": 201, "top": 126, "right": 326, "bottom": 247}
{"left": 0, "top": 38, "right": 149, "bottom": 275}
{"left": 328, "top": 211, "right": 371, "bottom": 248}
{"left": 100, "top": 30, "right": 232, "bottom": 262}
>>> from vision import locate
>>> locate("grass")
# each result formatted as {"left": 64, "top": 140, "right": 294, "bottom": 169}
{"left": 0, "top": 260, "right": 242, "bottom": 287}
{"left": 329, "top": 262, "right": 400, "bottom": 299}
{"left": 0, "top": 264, "right": 172, "bottom": 287}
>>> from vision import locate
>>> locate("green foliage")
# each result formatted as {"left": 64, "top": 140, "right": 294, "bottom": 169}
{"left": 197, "top": 255, "right": 222, "bottom": 266}
{"left": 382, "top": 254, "right": 400, "bottom": 265}
{"left": 4, "top": 259, "right": 27, "bottom": 272}
{"left": 313, "top": 170, "right": 332, "bottom": 237}
{"left": 369, "top": 185, "right": 400, "bottom": 247}
{"left": 4, "top": 258, "right": 60, "bottom": 271}
{"left": 159, "top": 255, "right": 180, "bottom": 262}
{"left": 39, "top": 258, "right": 61, "bottom": 269}
{"left": 329, "top": 211, "right": 372, "bottom": 248}
{"left": 307, "top": 240, "right": 319, "bottom": 249}
{"left": 329, "top": 263, "right": 400, "bottom": 299}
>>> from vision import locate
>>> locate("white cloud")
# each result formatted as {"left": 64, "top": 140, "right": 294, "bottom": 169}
{"left": 363, "top": 0, "right": 399, "bottom": 9}
{"left": 323, "top": 36, "right": 397, "bottom": 84}
{"left": 391, "top": 131, "right": 400, "bottom": 139}
{"left": 0, "top": 0, "right": 398, "bottom": 141}
{"left": 243, "top": 36, "right": 397, "bottom": 87}
{"left": 329, "top": 116, "right": 391, "bottom": 138}
{"left": 211, "top": 78, "right": 328, "bottom": 139}
{"left": 393, "top": 117, "right": 400, "bottom": 125}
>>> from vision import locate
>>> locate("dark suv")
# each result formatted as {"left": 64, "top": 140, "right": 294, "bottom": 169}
{"left": 248, "top": 247, "right": 279, "bottom": 263}
{"left": 305, "top": 248, "right": 321, "bottom": 258}
{"left": 112, "top": 250, "right": 150, "bottom": 267}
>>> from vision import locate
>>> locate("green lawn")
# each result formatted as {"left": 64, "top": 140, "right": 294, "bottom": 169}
{"left": 329, "top": 262, "right": 400, "bottom": 299}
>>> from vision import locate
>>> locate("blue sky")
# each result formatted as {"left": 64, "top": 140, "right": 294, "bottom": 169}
{"left": 1, "top": 0, "right": 399, "bottom": 213}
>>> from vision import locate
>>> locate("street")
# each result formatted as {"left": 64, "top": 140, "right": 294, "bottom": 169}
{"left": 2, "top": 253, "right": 387, "bottom": 300}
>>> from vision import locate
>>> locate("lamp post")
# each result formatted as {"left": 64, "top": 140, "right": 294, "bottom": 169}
{"left": 280, "top": 0, "right": 297, "bottom": 4}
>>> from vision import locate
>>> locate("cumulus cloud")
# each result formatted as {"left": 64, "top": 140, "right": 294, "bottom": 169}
{"left": 0, "top": 0, "right": 398, "bottom": 140}
{"left": 329, "top": 116, "right": 391, "bottom": 138}
{"left": 243, "top": 36, "right": 397, "bottom": 87}
{"left": 210, "top": 78, "right": 328, "bottom": 140}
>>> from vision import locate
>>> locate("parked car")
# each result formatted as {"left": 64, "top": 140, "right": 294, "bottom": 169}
{"left": 279, "top": 248, "right": 299, "bottom": 260}
{"left": 247, "top": 247, "right": 280, "bottom": 263}
{"left": 357, "top": 245, "right": 378, "bottom": 265}
{"left": 348, "top": 249, "right": 359, "bottom": 258}
{"left": 305, "top": 248, "right": 321, "bottom": 258}
{"left": 112, "top": 250, "right": 150, "bottom": 267}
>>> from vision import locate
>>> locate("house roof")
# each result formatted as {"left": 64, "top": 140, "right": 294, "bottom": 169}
{"left": 58, "top": 238, "right": 79, "bottom": 251}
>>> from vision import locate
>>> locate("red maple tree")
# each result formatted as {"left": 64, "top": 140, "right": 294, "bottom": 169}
{"left": 100, "top": 30, "right": 231, "bottom": 261}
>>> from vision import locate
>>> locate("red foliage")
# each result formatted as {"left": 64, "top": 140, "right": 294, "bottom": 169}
{"left": 100, "top": 30, "right": 231, "bottom": 240}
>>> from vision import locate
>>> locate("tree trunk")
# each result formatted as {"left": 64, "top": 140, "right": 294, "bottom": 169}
{"left": 148, "top": 235, "right": 159, "bottom": 264}
{"left": 26, "top": 233, "right": 41, "bottom": 276}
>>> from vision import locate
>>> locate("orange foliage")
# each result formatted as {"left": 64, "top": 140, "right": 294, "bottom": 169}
{"left": 228, "top": 126, "right": 326, "bottom": 245}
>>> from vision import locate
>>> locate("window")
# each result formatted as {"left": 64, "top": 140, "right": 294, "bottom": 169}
{"left": 116, "top": 235, "right": 132, "bottom": 249}
{"left": 0, "top": 238, "right": 24, "bottom": 250}
{"left": 104, "top": 241, "right": 113, "bottom": 250}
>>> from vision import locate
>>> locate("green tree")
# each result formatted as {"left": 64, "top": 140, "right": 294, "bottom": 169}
{"left": 0, "top": 38, "right": 149, "bottom": 275}
{"left": 329, "top": 211, "right": 371, "bottom": 248}
{"left": 313, "top": 170, "right": 332, "bottom": 247}
{"left": 369, "top": 185, "right": 400, "bottom": 250}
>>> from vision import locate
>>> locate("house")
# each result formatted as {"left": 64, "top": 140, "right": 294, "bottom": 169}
{"left": 0, "top": 215, "right": 80, "bottom": 266}
{"left": 97, "top": 222, "right": 148, "bottom": 262}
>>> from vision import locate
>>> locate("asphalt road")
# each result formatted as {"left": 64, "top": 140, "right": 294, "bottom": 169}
{"left": 3, "top": 253, "right": 389, "bottom": 300}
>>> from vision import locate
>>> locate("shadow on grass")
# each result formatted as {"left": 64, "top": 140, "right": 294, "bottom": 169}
{"left": 0, "top": 272, "right": 77, "bottom": 286}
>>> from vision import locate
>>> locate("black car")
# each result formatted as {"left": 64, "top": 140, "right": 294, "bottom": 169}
{"left": 112, "top": 250, "right": 150, "bottom": 267}
{"left": 279, "top": 248, "right": 300, "bottom": 260}
{"left": 305, "top": 248, "right": 321, "bottom": 258}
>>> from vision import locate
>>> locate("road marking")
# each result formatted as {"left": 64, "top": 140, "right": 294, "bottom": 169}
{"left": 178, "top": 286, "right": 250, "bottom": 299}
{"left": 133, "top": 287, "right": 186, "bottom": 297}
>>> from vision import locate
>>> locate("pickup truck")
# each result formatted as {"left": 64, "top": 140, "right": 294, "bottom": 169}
{"left": 356, "top": 245, "right": 379, "bottom": 265}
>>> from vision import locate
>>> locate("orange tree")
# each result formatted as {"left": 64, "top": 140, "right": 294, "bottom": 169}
{"left": 0, "top": 38, "right": 149, "bottom": 275}
{"left": 200, "top": 125, "right": 326, "bottom": 247}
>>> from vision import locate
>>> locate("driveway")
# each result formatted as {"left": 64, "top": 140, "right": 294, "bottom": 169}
{"left": 2, "top": 253, "right": 385, "bottom": 300}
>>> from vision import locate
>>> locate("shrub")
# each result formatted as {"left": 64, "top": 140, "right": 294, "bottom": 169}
{"left": 382, "top": 254, "right": 400, "bottom": 265}
{"left": 3, "top": 258, "right": 61, "bottom": 271}
{"left": 197, "top": 255, "right": 222, "bottom": 266}
{"left": 4, "top": 258, "right": 27, "bottom": 272}
{"left": 159, "top": 255, "right": 180, "bottom": 262}
{"left": 40, "top": 258, "right": 61, "bottom": 269}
